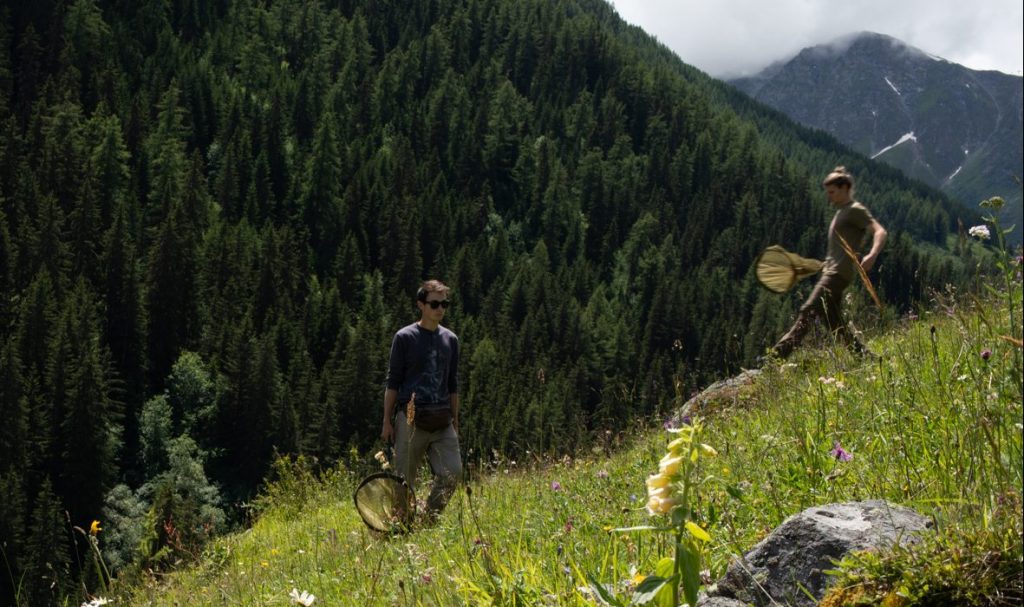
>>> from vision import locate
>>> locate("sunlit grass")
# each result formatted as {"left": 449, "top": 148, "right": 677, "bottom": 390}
{"left": 117, "top": 281, "right": 1022, "bottom": 606}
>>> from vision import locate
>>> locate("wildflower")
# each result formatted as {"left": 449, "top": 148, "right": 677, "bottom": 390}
{"left": 645, "top": 494, "right": 678, "bottom": 515}
{"left": 565, "top": 517, "right": 575, "bottom": 532}
{"left": 698, "top": 443, "right": 718, "bottom": 457}
{"left": 373, "top": 450, "right": 391, "bottom": 470}
{"left": 550, "top": 481, "right": 562, "bottom": 491}
{"left": 89, "top": 520, "right": 102, "bottom": 536}
{"left": 819, "top": 376, "right": 845, "bottom": 389}
{"left": 596, "top": 469, "right": 609, "bottom": 479}
{"left": 81, "top": 599, "right": 110, "bottom": 607}
{"left": 981, "top": 348, "right": 992, "bottom": 361}
{"left": 968, "top": 225, "right": 991, "bottom": 240}
{"left": 658, "top": 454, "right": 683, "bottom": 476}
{"left": 289, "top": 588, "right": 316, "bottom": 606}
{"left": 980, "top": 196, "right": 1005, "bottom": 210}
{"left": 830, "top": 441, "right": 853, "bottom": 462}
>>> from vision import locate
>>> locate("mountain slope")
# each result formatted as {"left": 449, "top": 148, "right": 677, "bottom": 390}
{"left": 0, "top": 3, "right": 991, "bottom": 604}
{"left": 730, "top": 32, "right": 1023, "bottom": 239}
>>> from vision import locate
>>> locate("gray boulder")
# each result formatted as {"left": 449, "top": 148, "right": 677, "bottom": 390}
{"left": 667, "top": 369, "right": 761, "bottom": 428}
{"left": 702, "top": 500, "right": 932, "bottom": 606}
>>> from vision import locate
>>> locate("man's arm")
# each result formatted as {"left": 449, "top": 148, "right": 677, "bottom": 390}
{"left": 860, "top": 218, "right": 887, "bottom": 272}
{"left": 382, "top": 388, "right": 398, "bottom": 443}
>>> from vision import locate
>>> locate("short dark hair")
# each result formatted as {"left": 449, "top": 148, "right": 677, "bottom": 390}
{"left": 416, "top": 279, "right": 450, "bottom": 302}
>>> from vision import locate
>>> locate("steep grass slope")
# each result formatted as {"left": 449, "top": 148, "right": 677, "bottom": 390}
{"left": 111, "top": 269, "right": 1022, "bottom": 606}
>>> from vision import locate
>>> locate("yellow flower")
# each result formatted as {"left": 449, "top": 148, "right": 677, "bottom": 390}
{"left": 667, "top": 435, "right": 690, "bottom": 452}
{"left": 89, "top": 520, "right": 102, "bottom": 536}
{"left": 658, "top": 454, "right": 683, "bottom": 476}
{"left": 647, "top": 485, "right": 672, "bottom": 501}
{"left": 645, "top": 495, "right": 677, "bottom": 515}
{"left": 698, "top": 443, "right": 717, "bottom": 457}
{"left": 646, "top": 473, "right": 671, "bottom": 489}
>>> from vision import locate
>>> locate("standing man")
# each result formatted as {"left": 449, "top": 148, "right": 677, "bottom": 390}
{"left": 770, "top": 166, "right": 887, "bottom": 359}
{"left": 382, "top": 280, "right": 462, "bottom": 521}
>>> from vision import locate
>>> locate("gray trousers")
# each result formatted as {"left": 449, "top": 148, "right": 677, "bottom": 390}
{"left": 393, "top": 412, "right": 462, "bottom": 516}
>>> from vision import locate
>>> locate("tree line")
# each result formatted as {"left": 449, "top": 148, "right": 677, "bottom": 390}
{"left": 0, "top": 0, "right": 980, "bottom": 603}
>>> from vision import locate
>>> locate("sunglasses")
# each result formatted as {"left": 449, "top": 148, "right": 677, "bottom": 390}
{"left": 424, "top": 299, "right": 450, "bottom": 309}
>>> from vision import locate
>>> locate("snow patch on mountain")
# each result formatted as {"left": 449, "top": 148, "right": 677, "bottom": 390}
{"left": 872, "top": 132, "right": 917, "bottom": 159}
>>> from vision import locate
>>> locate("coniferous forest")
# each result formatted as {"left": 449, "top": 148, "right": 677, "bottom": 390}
{"left": 0, "top": 0, "right": 984, "bottom": 603}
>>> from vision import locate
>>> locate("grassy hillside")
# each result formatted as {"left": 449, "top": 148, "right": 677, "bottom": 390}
{"left": 95, "top": 261, "right": 1024, "bottom": 607}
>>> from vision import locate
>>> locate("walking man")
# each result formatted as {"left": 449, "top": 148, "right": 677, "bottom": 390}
{"left": 382, "top": 280, "right": 462, "bottom": 520}
{"left": 770, "top": 166, "right": 888, "bottom": 358}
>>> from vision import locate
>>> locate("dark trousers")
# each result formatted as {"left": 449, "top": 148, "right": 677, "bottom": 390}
{"left": 771, "top": 273, "right": 866, "bottom": 359}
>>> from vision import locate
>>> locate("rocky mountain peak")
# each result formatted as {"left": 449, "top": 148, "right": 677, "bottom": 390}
{"left": 730, "top": 32, "right": 1023, "bottom": 240}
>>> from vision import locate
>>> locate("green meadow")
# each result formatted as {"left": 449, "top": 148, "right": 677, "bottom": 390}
{"left": 106, "top": 269, "right": 1021, "bottom": 606}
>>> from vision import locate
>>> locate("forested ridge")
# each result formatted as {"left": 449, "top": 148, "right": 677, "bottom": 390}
{"left": 0, "top": 0, "right": 982, "bottom": 603}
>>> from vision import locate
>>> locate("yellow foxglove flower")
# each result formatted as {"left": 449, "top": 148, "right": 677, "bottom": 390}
{"left": 659, "top": 454, "right": 683, "bottom": 476}
{"left": 646, "top": 473, "right": 670, "bottom": 489}
{"left": 667, "top": 435, "right": 690, "bottom": 452}
{"left": 645, "top": 495, "right": 678, "bottom": 515}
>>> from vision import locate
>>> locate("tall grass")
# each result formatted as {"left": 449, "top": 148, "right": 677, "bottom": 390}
{"left": 110, "top": 272, "right": 1021, "bottom": 606}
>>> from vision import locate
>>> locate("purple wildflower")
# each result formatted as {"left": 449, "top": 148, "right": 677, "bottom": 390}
{"left": 981, "top": 349, "right": 992, "bottom": 361}
{"left": 830, "top": 441, "right": 853, "bottom": 462}
{"left": 550, "top": 481, "right": 562, "bottom": 491}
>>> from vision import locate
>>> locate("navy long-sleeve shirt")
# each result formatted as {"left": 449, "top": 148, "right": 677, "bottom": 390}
{"left": 386, "top": 322, "right": 459, "bottom": 406}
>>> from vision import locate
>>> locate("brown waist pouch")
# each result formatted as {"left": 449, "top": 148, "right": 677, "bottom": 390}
{"left": 411, "top": 405, "right": 452, "bottom": 432}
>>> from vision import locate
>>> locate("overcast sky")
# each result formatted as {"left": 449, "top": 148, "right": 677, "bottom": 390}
{"left": 611, "top": 0, "right": 1024, "bottom": 78}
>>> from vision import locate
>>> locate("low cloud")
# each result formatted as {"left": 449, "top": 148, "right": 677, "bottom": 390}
{"left": 611, "top": 0, "right": 1023, "bottom": 77}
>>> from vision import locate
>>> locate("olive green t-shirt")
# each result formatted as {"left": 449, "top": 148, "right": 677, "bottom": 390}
{"left": 823, "top": 201, "right": 874, "bottom": 281}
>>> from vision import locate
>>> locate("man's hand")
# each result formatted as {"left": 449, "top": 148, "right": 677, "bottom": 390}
{"left": 381, "top": 419, "right": 394, "bottom": 443}
{"left": 860, "top": 219, "right": 887, "bottom": 273}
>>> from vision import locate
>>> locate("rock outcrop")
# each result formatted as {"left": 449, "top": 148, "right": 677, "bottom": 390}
{"left": 699, "top": 500, "right": 933, "bottom": 606}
